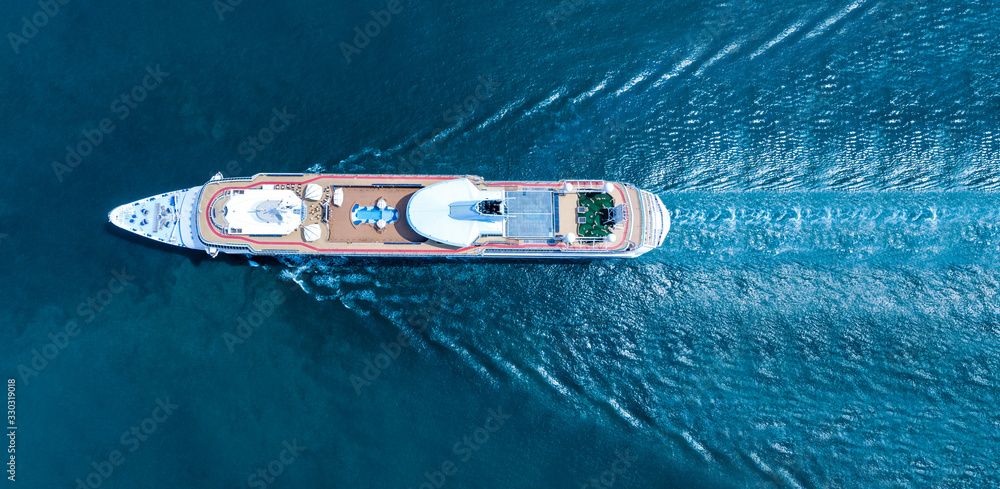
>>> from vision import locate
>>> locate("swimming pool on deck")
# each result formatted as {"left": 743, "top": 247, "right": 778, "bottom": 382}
{"left": 351, "top": 204, "right": 399, "bottom": 226}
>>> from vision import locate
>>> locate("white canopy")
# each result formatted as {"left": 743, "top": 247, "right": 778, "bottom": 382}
{"left": 304, "top": 183, "right": 323, "bottom": 201}
{"left": 406, "top": 178, "right": 503, "bottom": 247}
{"left": 332, "top": 188, "right": 344, "bottom": 207}
{"left": 302, "top": 223, "right": 321, "bottom": 242}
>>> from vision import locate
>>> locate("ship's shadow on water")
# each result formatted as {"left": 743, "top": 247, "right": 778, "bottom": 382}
{"left": 103, "top": 222, "right": 241, "bottom": 267}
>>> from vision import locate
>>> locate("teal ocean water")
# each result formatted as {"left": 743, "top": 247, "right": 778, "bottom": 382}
{"left": 2, "top": 0, "right": 1000, "bottom": 487}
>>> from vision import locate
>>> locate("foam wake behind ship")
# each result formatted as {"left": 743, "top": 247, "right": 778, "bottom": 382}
{"left": 108, "top": 173, "right": 669, "bottom": 258}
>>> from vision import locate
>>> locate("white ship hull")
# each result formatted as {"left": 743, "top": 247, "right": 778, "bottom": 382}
{"left": 109, "top": 173, "right": 669, "bottom": 258}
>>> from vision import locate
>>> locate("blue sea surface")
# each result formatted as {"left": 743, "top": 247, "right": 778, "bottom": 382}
{"left": 2, "top": 0, "right": 999, "bottom": 488}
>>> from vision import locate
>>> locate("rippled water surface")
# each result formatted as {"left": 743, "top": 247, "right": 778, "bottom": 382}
{"left": 1, "top": 0, "right": 999, "bottom": 488}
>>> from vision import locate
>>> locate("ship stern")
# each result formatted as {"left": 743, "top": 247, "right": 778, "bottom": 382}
{"left": 634, "top": 189, "right": 669, "bottom": 254}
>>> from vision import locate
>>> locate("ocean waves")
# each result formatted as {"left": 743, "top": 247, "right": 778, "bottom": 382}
{"left": 280, "top": 240, "right": 1000, "bottom": 487}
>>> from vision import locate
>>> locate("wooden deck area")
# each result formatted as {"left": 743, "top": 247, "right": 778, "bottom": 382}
{"left": 327, "top": 187, "right": 426, "bottom": 243}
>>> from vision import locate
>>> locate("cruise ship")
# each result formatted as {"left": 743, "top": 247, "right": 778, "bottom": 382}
{"left": 108, "top": 173, "right": 669, "bottom": 258}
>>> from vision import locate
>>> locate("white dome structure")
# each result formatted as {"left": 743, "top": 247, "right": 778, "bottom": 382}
{"left": 406, "top": 178, "right": 504, "bottom": 247}
{"left": 602, "top": 182, "right": 615, "bottom": 194}
{"left": 563, "top": 233, "right": 577, "bottom": 244}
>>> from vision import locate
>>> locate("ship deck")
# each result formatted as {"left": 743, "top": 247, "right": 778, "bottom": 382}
{"left": 196, "top": 174, "right": 645, "bottom": 256}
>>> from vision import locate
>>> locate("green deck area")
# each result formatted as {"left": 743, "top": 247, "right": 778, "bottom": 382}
{"left": 576, "top": 192, "right": 615, "bottom": 237}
